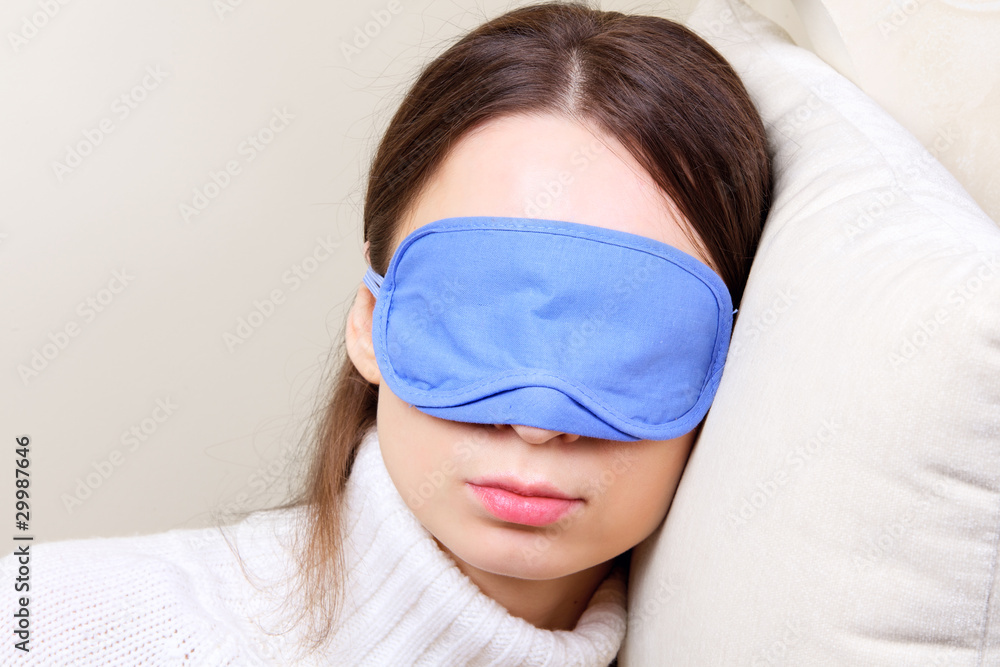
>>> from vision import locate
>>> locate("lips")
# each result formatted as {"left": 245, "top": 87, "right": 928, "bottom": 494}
{"left": 467, "top": 477, "right": 583, "bottom": 527}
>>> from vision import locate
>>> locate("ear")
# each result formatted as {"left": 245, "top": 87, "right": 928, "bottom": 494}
{"left": 346, "top": 281, "right": 382, "bottom": 385}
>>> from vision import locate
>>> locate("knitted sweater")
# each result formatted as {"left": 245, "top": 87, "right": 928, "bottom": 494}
{"left": 0, "top": 427, "right": 627, "bottom": 666}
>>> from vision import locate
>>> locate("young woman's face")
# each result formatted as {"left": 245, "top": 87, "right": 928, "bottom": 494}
{"left": 349, "top": 113, "right": 711, "bottom": 584}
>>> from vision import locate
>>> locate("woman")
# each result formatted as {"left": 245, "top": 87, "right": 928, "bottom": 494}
{"left": 1, "top": 3, "right": 771, "bottom": 665}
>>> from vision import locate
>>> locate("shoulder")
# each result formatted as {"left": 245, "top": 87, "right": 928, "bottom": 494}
{"left": 0, "top": 506, "right": 307, "bottom": 666}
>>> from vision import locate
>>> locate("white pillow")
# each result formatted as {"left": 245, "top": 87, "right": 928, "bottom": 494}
{"left": 621, "top": 1, "right": 1000, "bottom": 664}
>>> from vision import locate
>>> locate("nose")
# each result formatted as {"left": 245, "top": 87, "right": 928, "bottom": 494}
{"left": 501, "top": 423, "right": 581, "bottom": 444}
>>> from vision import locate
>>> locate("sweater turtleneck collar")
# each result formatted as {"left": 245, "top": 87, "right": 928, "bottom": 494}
{"left": 240, "top": 425, "right": 628, "bottom": 666}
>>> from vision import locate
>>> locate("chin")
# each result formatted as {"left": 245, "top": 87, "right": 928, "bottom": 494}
{"left": 447, "top": 530, "right": 591, "bottom": 581}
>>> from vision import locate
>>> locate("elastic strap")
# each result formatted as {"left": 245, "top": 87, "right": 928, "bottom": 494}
{"left": 363, "top": 266, "right": 383, "bottom": 297}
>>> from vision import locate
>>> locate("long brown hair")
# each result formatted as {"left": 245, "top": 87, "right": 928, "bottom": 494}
{"left": 258, "top": 0, "right": 771, "bottom": 655}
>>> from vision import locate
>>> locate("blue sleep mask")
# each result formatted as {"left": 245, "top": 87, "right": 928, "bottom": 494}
{"left": 362, "top": 216, "right": 734, "bottom": 441}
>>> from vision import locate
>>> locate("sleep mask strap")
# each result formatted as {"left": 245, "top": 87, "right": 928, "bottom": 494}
{"left": 363, "top": 265, "right": 383, "bottom": 297}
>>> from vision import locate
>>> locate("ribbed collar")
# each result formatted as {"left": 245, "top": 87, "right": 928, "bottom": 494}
{"left": 239, "top": 426, "right": 627, "bottom": 666}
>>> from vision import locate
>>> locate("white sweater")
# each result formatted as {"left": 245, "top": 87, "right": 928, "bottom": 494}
{"left": 1, "top": 427, "right": 627, "bottom": 666}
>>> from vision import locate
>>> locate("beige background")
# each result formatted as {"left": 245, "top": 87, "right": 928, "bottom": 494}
{"left": 1, "top": 0, "right": 995, "bottom": 552}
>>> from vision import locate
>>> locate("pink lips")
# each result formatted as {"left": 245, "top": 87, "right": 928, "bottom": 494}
{"left": 467, "top": 478, "right": 583, "bottom": 527}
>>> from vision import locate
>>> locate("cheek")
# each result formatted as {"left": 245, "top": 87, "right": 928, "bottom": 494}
{"left": 376, "top": 390, "right": 447, "bottom": 511}
{"left": 589, "top": 440, "right": 692, "bottom": 544}
{"left": 376, "top": 387, "right": 487, "bottom": 521}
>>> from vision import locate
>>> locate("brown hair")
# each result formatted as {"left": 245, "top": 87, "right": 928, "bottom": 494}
{"left": 260, "top": 0, "right": 771, "bottom": 655}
